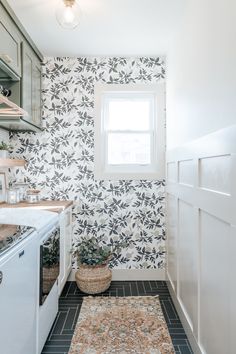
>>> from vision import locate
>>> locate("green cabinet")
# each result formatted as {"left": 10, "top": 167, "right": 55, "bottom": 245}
{"left": 0, "top": 3, "right": 21, "bottom": 78}
{"left": 0, "top": 0, "right": 43, "bottom": 132}
{"left": 21, "top": 43, "right": 42, "bottom": 128}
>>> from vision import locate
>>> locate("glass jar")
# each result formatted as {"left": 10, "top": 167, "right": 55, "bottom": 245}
{"left": 26, "top": 190, "right": 41, "bottom": 204}
{"left": 14, "top": 188, "right": 21, "bottom": 203}
{"left": 7, "top": 189, "right": 18, "bottom": 204}
{"left": 13, "top": 182, "right": 28, "bottom": 202}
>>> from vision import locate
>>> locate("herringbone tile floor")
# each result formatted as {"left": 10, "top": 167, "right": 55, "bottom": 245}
{"left": 42, "top": 281, "right": 193, "bottom": 354}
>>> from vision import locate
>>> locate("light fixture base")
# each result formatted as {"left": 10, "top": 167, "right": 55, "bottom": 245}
{"left": 63, "top": 0, "right": 75, "bottom": 7}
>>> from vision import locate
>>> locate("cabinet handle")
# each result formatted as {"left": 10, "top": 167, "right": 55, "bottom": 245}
{"left": 0, "top": 271, "right": 3, "bottom": 284}
{"left": 0, "top": 54, "right": 13, "bottom": 64}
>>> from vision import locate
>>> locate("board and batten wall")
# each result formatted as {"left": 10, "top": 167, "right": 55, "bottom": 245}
{"left": 166, "top": 0, "right": 236, "bottom": 352}
{"left": 166, "top": 126, "right": 236, "bottom": 353}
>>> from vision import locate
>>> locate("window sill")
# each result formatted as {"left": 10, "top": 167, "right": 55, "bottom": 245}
{"left": 94, "top": 171, "right": 165, "bottom": 181}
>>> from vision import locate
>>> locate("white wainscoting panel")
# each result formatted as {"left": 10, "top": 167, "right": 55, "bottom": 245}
{"left": 166, "top": 125, "right": 236, "bottom": 354}
{"left": 199, "top": 210, "right": 230, "bottom": 354}
{"left": 178, "top": 200, "right": 198, "bottom": 336}
{"left": 199, "top": 154, "right": 230, "bottom": 194}
{"left": 166, "top": 193, "right": 177, "bottom": 291}
{"left": 167, "top": 161, "right": 177, "bottom": 183}
{"left": 178, "top": 159, "right": 194, "bottom": 186}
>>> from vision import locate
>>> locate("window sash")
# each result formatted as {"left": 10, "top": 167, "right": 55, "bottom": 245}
{"left": 94, "top": 83, "right": 165, "bottom": 180}
{"left": 103, "top": 94, "right": 156, "bottom": 168}
{"left": 102, "top": 93, "right": 155, "bottom": 132}
{"left": 105, "top": 129, "right": 153, "bottom": 134}
{"left": 104, "top": 131, "right": 155, "bottom": 168}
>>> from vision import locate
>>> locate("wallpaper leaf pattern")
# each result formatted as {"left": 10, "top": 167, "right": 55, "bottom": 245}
{"left": 10, "top": 57, "right": 166, "bottom": 269}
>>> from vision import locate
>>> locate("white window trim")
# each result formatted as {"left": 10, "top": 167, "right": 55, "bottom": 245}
{"left": 94, "top": 83, "right": 165, "bottom": 180}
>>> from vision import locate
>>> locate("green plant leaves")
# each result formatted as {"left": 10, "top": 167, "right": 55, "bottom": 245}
{"left": 75, "top": 236, "right": 127, "bottom": 266}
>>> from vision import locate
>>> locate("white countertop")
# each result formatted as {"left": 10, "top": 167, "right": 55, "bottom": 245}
{"left": 0, "top": 208, "right": 59, "bottom": 231}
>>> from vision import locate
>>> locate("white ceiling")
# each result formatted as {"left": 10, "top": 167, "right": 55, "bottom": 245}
{"left": 7, "top": 0, "right": 186, "bottom": 57}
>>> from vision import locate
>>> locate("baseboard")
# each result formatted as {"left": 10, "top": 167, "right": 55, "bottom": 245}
{"left": 68, "top": 268, "right": 166, "bottom": 281}
{"left": 166, "top": 274, "right": 202, "bottom": 354}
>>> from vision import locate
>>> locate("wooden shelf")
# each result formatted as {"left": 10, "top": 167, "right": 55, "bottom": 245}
{"left": 0, "top": 200, "right": 73, "bottom": 213}
{"left": 0, "top": 158, "right": 26, "bottom": 167}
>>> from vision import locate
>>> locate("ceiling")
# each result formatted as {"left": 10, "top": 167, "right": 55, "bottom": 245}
{"left": 7, "top": 0, "right": 186, "bottom": 57}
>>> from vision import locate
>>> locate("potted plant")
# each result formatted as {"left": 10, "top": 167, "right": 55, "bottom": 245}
{"left": 74, "top": 236, "right": 127, "bottom": 294}
{"left": 0, "top": 141, "right": 12, "bottom": 158}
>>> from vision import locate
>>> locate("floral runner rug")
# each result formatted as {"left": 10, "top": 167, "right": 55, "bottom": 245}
{"left": 68, "top": 296, "right": 175, "bottom": 354}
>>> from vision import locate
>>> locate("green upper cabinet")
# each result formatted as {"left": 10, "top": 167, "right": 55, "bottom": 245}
{"left": 0, "top": 3, "right": 21, "bottom": 78}
{"left": 0, "top": 0, "right": 43, "bottom": 131}
{"left": 21, "top": 42, "right": 42, "bottom": 128}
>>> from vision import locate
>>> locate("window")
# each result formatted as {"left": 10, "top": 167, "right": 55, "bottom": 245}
{"left": 94, "top": 83, "right": 165, "bottom": 180}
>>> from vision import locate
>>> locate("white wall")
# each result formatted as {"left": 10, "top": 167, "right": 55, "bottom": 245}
{"left": 166, "top": 0, "right": 236, "bottom": 149}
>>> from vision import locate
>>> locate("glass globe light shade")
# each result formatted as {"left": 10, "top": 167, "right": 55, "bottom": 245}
{"left": 56, "top": 0, "right": 81, "bottom": 30}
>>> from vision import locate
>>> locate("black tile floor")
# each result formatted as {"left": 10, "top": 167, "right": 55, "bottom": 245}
{"left": 42, "top": 281, "right": 193, "bottom": 354}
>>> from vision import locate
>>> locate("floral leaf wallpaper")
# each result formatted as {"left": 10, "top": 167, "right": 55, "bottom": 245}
{"left": 10, "top": 57, "right": 166, "bottom": 270}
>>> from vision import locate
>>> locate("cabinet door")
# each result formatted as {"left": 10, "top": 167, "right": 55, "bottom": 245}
{"left": 21, "top": 42, "right": 42, "bottom": 128}
{"left": 32, "top": 59, "right": 42, "bottom": 127}
{"left": 0, "top": 4, "right": 21, "bottom": 77}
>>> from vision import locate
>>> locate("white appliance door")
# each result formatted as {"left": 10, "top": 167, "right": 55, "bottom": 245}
{"left": 0, "top": 232, "right": 38, "bottom": 354}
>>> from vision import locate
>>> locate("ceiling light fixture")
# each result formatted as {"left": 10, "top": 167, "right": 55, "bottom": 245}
{"left": 56, "top": 0, "right": 81, "bottom": 30}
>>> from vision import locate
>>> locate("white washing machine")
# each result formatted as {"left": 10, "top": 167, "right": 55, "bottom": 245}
{"left": 0, "top": 208, "right": 60, "bottom": 354}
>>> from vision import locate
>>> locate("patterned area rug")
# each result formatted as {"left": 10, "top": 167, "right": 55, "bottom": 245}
{"left": 68, "top": 296, "right": 175, "bottom": 354}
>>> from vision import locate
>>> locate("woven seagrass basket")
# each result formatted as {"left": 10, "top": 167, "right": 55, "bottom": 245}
{"left": 43, "top": 265, "right": 59, "bottom": 294}
{"left": 75, "top": 264, "right": 112, "bottom": 294}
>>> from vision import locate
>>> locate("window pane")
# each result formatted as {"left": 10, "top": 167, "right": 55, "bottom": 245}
{"left": 107, "top": 99, "right": 151, "bottom": 130}
{"left": 107, "top": 133, "right": 151, "bottom": 165}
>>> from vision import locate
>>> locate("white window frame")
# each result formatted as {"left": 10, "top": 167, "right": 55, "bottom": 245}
{"left": 94, "top": 83, "right": 165, "bottom": 180}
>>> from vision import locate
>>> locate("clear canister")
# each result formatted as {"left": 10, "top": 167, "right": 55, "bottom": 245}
{"left": 26, "top": 190, "right": 41, "bottom": 204}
